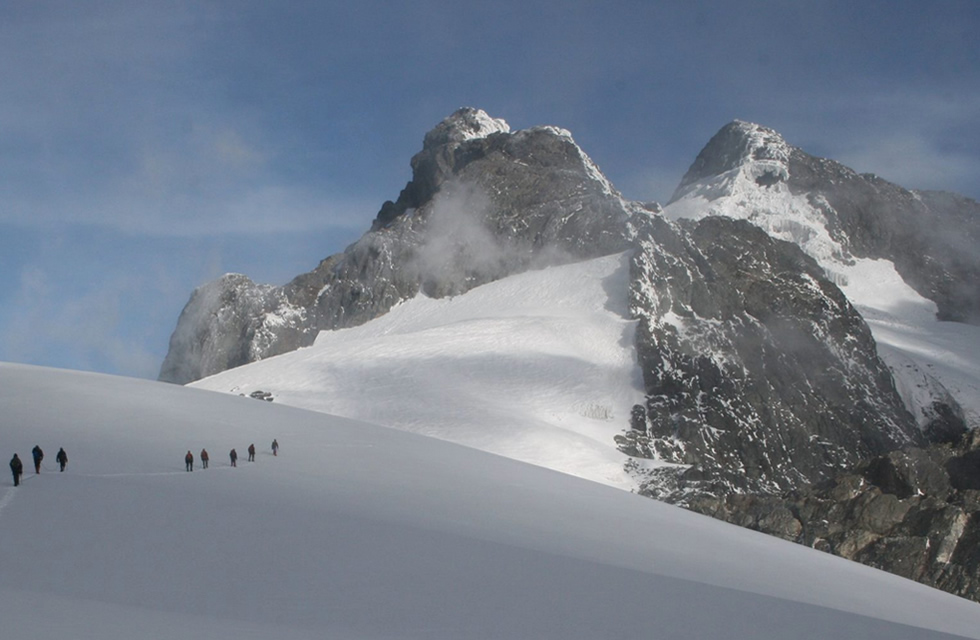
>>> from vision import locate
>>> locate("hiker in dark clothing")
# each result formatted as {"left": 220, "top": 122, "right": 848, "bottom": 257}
{"left": 32, "top": 445, "right": 43, "bottom": 473}
{"left": 200, "top": 449, "right": 209, "bottom": 469}
{"left": 55, "top": 448, "right": 68, "bottom": 472}
{"left": 272, "top": 439, "right": 279, "bottom": 456}
{"left": 229, "top": 448, "right": 238, "bottom": 467}
{"left": 10, "top": 454, "right": 23, "bottom": 486}
{"left": 185, "top": 450, "right": 193, "bottom": 472}
{"left": 248, "top": 443, "right": 255, "bottom": 462}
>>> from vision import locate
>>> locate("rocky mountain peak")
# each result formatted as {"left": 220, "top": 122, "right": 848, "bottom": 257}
{"left": 421, "top": 107, "right": 511, "bottom": 150}
{"left": 671, "top": 120, "right": 792, "bottom": 201}
{"left": 373, "top": 108, "right": 514, "bottom": 230}
{"left": 668, "top": 118, "right": 980, "bottom": 327}
{"left": 161, "top": 108, "right": 634, "bottom": 384}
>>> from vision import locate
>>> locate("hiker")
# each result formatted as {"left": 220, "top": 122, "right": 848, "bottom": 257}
{"left": 32, "top": 445, "right": 43, "bottom": 474}
{"left": 9, "top": 454, "right": 23, "bottom": 486}
{"left": 185, "top": 450, "right": 193, "bottom": 472}
{"left": 201, "top": 448, "right": 209, "bottom": 469}
{"left": 272, "top": 439, "right": 279, "bottom": 456}
{"left": 55, "top": 448, "right": 68, "bottom": 472}
{"left": 229, "top": 448, "right": 238, "bottom": 467}
{"left": 248, "top": 443, "right": 255, "bottom": 462}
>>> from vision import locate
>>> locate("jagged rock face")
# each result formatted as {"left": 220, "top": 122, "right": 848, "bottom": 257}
{"left": 672, "top": 121, "right": 980, "bottom": 324}
{"left": 789, "top": 168, "right": 980, "bottom": 325}
{"left": 158, "top": 275, "right": 311, "bottom": 385}
{"left": 160, "top": 108, "right": 633, "bottom": 383}
{"left": 686, "top": 430, "right": 980, "bottom": 602}
{"left": 621, "top": 214, "right": 922, "bottom": 501}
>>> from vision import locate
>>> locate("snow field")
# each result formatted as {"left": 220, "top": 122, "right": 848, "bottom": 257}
{"left": 3, "top": 362, "right": 980, "bottom": 638}
{"left": 194, "top": 253, "right": 650, "bottom": 489}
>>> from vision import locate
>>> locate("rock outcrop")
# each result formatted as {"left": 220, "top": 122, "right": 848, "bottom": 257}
{"left": 686, "top": 430, "right": 980, "bottom": 602}
{"left": 619, "top": 214, "right": 922, "bottom": 501}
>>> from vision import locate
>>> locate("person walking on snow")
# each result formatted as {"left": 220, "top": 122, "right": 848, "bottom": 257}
{"left": 200, "top": 449, "right": 209, "bottom": 469}
{"left": 248, "top": 443, "right": 255, "bottom": 462}
{"left": 10, "top": 454, "right": 23, "bottom": 486}
{"left": 32, "top": 445, "right": 43, "bottom": 474}
{"left": 185, "top": 450, "right": 193, "bottom": 472}
{"left": 229, "top": 448, "right": 238, "bottom": 467}
{"left": 272, "top": 439, "right": 279, "bottom": 456}
{"left": 55, "top": 447, "right": 68, "bottom": 472}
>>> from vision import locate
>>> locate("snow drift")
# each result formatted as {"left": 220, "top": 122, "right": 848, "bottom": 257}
{"left": 3, "top": 362, "right": 980, "bottom": 639}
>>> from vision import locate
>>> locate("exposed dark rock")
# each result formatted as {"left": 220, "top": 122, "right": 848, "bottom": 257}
{"left": 629, "top": 404, "right": 647, "bottom": 432}
{"left": 623, "top": 214, "right": 921, "bottom": 500}
{"left": 864, "top": 448, "right": 951, "bottom": 500}
{"left": 684, "top": 432, "right": 980, "bottom": 602}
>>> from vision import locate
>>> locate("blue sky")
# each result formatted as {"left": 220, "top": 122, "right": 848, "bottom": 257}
{"left": 2, "top": 1, "right": 978, "bottom": 379}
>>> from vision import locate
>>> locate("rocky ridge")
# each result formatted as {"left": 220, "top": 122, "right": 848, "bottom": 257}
{"left": 619, "top": 214, "right": 922, "bottom": 500}
{"left": 160, "top": 108, "right": 635, "bottom": 384}
{"left": 668, "top": 120, "right": 980, "bottom": 325}
{"left": 663, "top": 120, "right": 980, "bottom": 439}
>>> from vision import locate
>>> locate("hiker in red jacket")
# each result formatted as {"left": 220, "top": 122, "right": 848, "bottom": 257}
{"left": 185, "top": 450, "right": 193, "bottom": 472}
{"left": 200, "top": 448, "right": 209, "bottom": 469}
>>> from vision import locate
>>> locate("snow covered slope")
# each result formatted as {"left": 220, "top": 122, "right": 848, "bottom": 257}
{"left": 3, "top": 362, "right": 980, "bottom": 639}
{"left": 193, "top": 253, "right": 649, "bottom": 489}
{"left": 665, "top": 121, "right": 980, "bottom": 431}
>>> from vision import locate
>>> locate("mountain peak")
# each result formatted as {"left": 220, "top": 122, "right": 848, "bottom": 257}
{"left": 724, "top": 120, "right": 791, "bottom": 160}
{"left": 671, "top": 120, "right": 792, "bottom": 201}
{"left": 422, "top": 107, "right": 511, "bottom": 150}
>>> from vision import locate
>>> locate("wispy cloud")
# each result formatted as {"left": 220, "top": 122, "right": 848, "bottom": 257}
{"left": 770, "top": 89, "right": 980, "bottom": 196}
{"left": 0, "top": 263, "right": 163, "bottom": 378}
{"left": 836, "top": 132, "right": 980, "bottom": 194}
{"left": 0, "top": 3, "right": 380, "bottom": 237}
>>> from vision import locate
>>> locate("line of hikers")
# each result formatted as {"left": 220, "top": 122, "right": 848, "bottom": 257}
{"left": 184, "top": 439, "right": 278, "bottom": 472}
{"left": 9, "top": 446, "right": 68, "bottom": 486}
{"left": 9, "top": 439, "right": 280, "bottom": 485}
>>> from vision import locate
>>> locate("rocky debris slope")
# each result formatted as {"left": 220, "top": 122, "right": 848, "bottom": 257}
{"left": 685, "top": 430, "right": 980, "bottom": 602}
{"left": 619, "top": 214, "right": 923, "bottom": 501}
{"left": 160, "top": 108, "right": 634, "bottom": 384}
